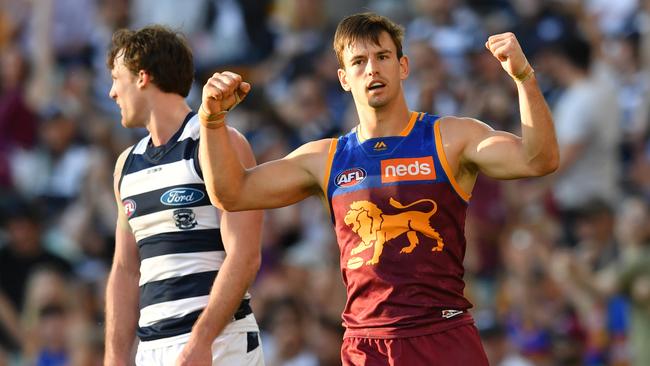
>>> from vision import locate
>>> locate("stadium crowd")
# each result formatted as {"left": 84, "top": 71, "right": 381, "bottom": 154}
{"left": 0, "top": 0, "right": 649, "bottom": 365}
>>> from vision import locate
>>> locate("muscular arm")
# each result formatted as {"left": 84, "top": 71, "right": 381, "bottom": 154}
{"left": 198, "top": 72, "right": 328, "bottom": 212}
{"left": 176, "top": 130, "right": 264, "bottom": 365}
{"left": 105, "top": 149, "right": 140, "bottom": 366}
{"left": 450, "top": 33, "right": 559, "bottom": 182}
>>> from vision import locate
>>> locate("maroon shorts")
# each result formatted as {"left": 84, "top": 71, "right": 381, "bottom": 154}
{"left": 341, "top": 324, "right": 489, "bottom": 366}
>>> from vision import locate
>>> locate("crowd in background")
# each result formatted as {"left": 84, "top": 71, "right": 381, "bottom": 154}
{"left": 1, "top": 0, "right": 650, "bottom": 365}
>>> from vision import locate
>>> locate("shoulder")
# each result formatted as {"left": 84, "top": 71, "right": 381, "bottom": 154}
{"left": 437, "top": 116, "right": 493, "bottom": 143}
{"left": 287, "top": 138, "right": 334, "bottom": 158}
{"left": 225, "top": 125, "right": 248, "bottom": 143}
{"left": 113, "top": 146, "right": 134, "bottom": 178}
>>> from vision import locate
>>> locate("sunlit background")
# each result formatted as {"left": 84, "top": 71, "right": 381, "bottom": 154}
{"left": 1, "top": 0, "right": 649, "bottom": 365}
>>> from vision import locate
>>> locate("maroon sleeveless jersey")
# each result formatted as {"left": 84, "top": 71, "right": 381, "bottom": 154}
{"left": 324, "top": 112, "right": 475, "bottom": 338}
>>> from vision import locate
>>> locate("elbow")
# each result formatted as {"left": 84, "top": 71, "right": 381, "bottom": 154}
{"left": 544, "top": 147, "right": 561, "bottom": 174}
{"left": 530, "top": 149, "right": 560, "bottom": 176}
{"left": 547, "top": 152, "right": 560, "bottom": 174}
{"left": 207, "top": 192, "right": 242, "bottom": 212}
{"left": 206, "top": 190, "right": 228, "bottom": 211}
{"left": 206, "top": 187, "right": 244, "bottom": 212}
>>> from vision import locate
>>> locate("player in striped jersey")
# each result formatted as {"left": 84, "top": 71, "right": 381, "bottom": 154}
{"left": 197, "top": 12, "right": 559, "bottom": 366}
{"left": 104, "top": 25, "right": 264, "bottom": 365}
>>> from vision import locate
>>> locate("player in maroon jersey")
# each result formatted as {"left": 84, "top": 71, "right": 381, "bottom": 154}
{"left": 196, "top": 12, "right": 558, "bottom": 366}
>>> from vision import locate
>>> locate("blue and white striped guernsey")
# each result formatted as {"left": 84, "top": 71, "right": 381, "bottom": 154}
{"left": 119, "top": 112, "right": 257, "bottom": 345}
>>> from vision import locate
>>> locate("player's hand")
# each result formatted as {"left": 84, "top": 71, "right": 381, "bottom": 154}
{"left": 485, "top": 32, "right": 530, "bottom": 81}
{"left": 175, "top": 339, "right": 212, "bottom": 366}
{"left": 201, "top": 71, "right": 250, "bottom": 115}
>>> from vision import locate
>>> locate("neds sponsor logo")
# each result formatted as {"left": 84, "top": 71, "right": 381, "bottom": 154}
{"left": 381, "top": 156, "right": 436, "bottom": 183}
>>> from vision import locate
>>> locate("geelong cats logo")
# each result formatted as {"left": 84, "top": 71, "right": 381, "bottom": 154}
{"left": 173, "top": 208, "right": 197, "bottom": 230}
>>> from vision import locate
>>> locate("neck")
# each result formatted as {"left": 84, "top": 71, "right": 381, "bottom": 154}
{"left": 146, "top": 93, "right": 191, "bottom": 146}
{"left": 356, "top": 96, "right": 411, "bottom": 140}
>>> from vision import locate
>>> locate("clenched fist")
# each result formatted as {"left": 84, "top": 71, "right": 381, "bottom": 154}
{"left": 485, "top": 33, "right": 533, "bottom": 83}
{"left": 201, "top": 71, "right": 250, "bottom": 116}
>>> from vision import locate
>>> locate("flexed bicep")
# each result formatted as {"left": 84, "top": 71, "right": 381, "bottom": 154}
{"left": 227, "top": 137, "right": 332, "bottom": 211}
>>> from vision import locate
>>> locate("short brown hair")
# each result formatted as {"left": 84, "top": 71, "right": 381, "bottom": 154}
{"left": 107, "top": 25, "right": 194, "bottom": 97}
{"left": 333, "top": 12, "right": 405, "bottom": 68}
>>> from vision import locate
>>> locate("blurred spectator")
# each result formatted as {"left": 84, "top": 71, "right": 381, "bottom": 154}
{"left": 20, "top": 268, "right": 72, "bottom": 366}
{"left": 0, "top": 44, "right": 37, "bottom": 188}
{"left": 551, "top": 199, "right": 629, "bottom": 365}
{"left": 541, "top": 34, "right": 621, "bottom": 246}
{"left": 0, "top": 199, "right": 72, "bottom": 310}
{"left": 278, "top": 74, "right": 339, "bottom": 147}
{"left": 261, "top": 0, "right": 328, "bottom": 105}
{"left": 0, "top": 290, "right": 22, "bottom": 354}
{"left": 612, "top": 197, "right": 650, "bottom": 366}
{"left": 510, "top": 0, "right": 576, "bottom": 58}
{"left": 10, "top": 110, "right": 91, "bottom": 219}
{"left": 604, "top": 31, "right": 650, "bottom": 189}
{"left": 261, "top": 297, "right": 318, "bottom": 366}
{"left": 404, "top": 39, "right": 461, "bottom": 116}
{"left": 495, "top": 222, "right": 568, "bottom": 364}
{"left": 586, "top": 0, "right": 639, "bottom": 37}
{"left": 310, "top": 315, "right": 343, "bottom": 366}
{"left": 406, "top": 0, "right": 485, "bottom": 76}
{"left": 481, "top": 322, "right": 534, "bottom": 366}
{"left": 68, "top": 324, "right": 104, "bottom": 366}
{"left": 23, "top": 0, "right": 97, "bottom": 68}
{"left": 0, "top": 1, "right": 648, "bottom": 365}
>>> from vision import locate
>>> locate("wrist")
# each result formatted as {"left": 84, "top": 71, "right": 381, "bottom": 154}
{"left": 188, "top": 328, "right": 216, "bottom": 348}
{"left": 513, "top": 63, "right": 534, "bottom": 84}
{"left": 199, "top": 104, "right": 227, "bottom": 129}
{"left": 104, "top": 354, "right": 129, "bottom": 366}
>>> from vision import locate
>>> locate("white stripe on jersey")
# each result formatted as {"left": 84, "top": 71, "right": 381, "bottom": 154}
{"left": 129, "top": 205, "right": 221, "bottom": 242}
{"left": 139, "top": 251, "right": 226, "bottom": 285}
{"left": 132, "top": 135, "right": 151, "bottom": 154}
{"left": 178, "top": 116, "right": 200, "bottom": 142}
{"left": 120, "top": 159, "right": 202, "bottom": 198}
{"left": 138, "top": 295, "right": 209, "bottom": 327}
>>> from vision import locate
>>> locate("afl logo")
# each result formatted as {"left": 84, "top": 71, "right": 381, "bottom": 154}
{"left": 335, "top": 168, "right": 367, "bottom": 187}
{"left": 123, "top": 199, "right": 136, "bottom": 218}
{"left": 160, "top": 188, "right": 205, "bottom": 206}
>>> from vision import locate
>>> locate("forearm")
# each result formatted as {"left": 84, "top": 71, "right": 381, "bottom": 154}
{"left": 188, "top": 251, "right": 261, "bottom": 345}
{"left": 200, "top": 125, "right": 247, "bottom": 210}
{"left": 516, "top": 75, "right": 560, "bottom": 174}
{"left": 105, "top": 269, "right": 140, "bottom": 365}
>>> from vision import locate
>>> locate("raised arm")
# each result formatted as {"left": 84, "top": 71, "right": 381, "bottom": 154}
{"left": 105, "top": 149, "right": 140, "bottom": 366}
{"left": 176, "top": 139, "right": 264, "bottom": 365}
{"left": 198, "top": 71, "right": 328, "bottom": 212}
{"left": 447, "top": 33, "right": 559, "bottom": 181}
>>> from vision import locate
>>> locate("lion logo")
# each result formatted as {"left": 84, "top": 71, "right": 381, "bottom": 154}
{"left": 344, "top": 197, "right": 444, "bottom": 267}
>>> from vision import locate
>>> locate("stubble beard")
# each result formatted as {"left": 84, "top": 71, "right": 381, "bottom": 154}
{"left": 368, "top": 94, "right": 389, "bottom": 109}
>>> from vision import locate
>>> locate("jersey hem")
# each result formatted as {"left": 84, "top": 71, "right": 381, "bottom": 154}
{"left": 342, "top": 313, "right": 474, "bottom": 339}
{"left": 136, "top": 313, "right": 259, "bottom": 350}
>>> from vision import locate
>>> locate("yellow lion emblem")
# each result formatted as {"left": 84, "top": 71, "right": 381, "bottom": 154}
{"left": 344, "top": 197, "right": 444, "bottom": 266}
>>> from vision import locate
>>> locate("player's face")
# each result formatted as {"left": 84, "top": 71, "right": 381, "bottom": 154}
{"left": 108, "top": 52, "right": 148, "bottom": 128}
{"left": 337, "top": 31, "right": 409, "bottom": 109}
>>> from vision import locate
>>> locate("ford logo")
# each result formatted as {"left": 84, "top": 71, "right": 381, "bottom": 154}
{"left": 160, "top": 188, "right": 205, "bottom": 206}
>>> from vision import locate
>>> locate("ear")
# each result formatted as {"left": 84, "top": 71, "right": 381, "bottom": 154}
{"left": 136, "top": 70, "right": 150, "bottom": 89}
{"left": 399, "top": 55, "right": 409, "bottom": 81}
{"left": 337, "top": 68, "right": 351, "bottom": 92}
